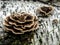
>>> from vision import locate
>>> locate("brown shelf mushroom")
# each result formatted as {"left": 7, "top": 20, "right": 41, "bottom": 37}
{"left": 36, "top": 6, "right": 54, "bottom": 17}
{"left": 52, "top": 19, "right": 58, "bottom": 24}
{"left": 3, "top": 12, "right": 39, "bottom": 34}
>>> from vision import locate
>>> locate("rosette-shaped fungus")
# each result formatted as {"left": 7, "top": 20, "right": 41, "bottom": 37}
{"left": 3, "top": 12, "right": 39, "bottom": 34}
{"left": 36, "top": 6, "right": 54, "bottom": 17}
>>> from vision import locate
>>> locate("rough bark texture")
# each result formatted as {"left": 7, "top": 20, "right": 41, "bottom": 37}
{"left": 0, "top": 1, "right": 60, "bottom": 45}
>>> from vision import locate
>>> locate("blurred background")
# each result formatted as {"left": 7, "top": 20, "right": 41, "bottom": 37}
{"left": 1, "top": 0, "right": 60, "bottom": 6}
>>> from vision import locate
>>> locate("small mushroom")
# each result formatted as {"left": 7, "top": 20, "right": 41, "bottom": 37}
{"left": 3, "top": 12, "right": 39, "bottom": 34}
{"left": 52, "top": 19, "right": 58, "bottom": 25}
{"left": 36, "top": 6, "right": 54, "bottom": 17}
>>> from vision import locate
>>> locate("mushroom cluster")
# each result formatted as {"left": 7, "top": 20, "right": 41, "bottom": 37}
{"left": 3, "top": 12, "right": 39, "bottom": 34}
{"left": 36, "top": 6, "right": 54, "bottom": 17}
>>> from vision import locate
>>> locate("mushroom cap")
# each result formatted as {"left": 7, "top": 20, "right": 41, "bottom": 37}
{"left": 52, "top": 19, "right": 58, "bottom": 24}
{"left": 3, "top": 12, "right": 39, "bottom": 34}
{"left": 36, "top": 6, "right": 54, "bottom": 17}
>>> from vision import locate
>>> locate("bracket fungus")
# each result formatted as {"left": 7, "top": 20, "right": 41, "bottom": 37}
{"left": 36, "top": 6, "right": 54, "bottom": 17}
{"left": 52, "top": 19, "right": 58, "bottom": 25}
{"left": 3, "top": 12, "right": 39, "bottom": 34}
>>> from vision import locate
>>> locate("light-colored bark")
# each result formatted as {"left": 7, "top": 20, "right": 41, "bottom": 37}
{"left": 0, "top": 1, "right": 60, "bottom": 45}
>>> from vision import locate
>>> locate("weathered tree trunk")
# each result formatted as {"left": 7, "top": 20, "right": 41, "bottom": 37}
{"left": 0, "top": 1, "right": 60, "bottom": 45}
